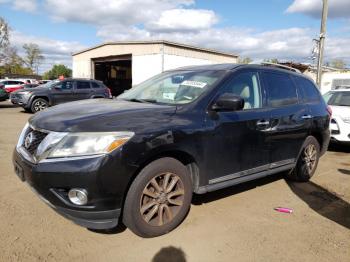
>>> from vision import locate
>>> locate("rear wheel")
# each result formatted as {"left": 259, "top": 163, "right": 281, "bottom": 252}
{"left": 123, "top": 157, "right": 192, "bottom": 237}
{"left": 286, "top": 136, "right": 320, "bottom": 182}
{"left": 31, "top": 98, "right": 48, "bottom": 113}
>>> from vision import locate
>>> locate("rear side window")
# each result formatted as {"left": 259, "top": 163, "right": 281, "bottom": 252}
{"left": 76, "top": 81, "right": 91, "bottom": 89}
{"left": 263, "top": 72, "right": 298, "bottom": 107}
{"left": 91, "top": 82, "right": 101, "bottom": 88}
{"left": 294, "top": 77, "right": 320, "bottom": 102}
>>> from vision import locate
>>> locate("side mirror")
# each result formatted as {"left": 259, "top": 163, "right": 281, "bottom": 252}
{"left": 212, "top": 93, "right": 245, "bottom": 112}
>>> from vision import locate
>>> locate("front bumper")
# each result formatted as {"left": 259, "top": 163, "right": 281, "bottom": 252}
{"left": 12, "top": 148, "right": 133, "bottom": 230}
{"left": 10, "top": 93, "right": 31, "bottom": 107}
{"left": 330, "top": 116, "right": 350, "bottom": 143}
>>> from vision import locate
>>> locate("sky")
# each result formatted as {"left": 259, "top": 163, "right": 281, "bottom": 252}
{"left": 0, "top": 0, "right": 350, "bottom": 73}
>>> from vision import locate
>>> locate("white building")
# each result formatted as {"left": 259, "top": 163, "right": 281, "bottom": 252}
{"left": 72, "top": 40, "right": 238, "bottom": 96}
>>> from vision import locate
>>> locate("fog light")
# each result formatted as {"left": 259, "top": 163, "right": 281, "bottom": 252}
{"left": 68, "top": 188, "right": 88, "bottom": 205}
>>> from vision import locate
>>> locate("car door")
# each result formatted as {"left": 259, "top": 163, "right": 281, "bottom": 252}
{"left": 261, "top": 71, "right": 310, "bottom": 166}
{"left": 74, "top": 80, "right": 93, "bottom": 100}
{"left": 51, "top": 80, "right": 75, "bottom": 105}
{"left": 205, "top": 69, "right": 271, "bottom": 183}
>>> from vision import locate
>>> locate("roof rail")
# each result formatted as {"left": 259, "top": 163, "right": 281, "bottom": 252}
{"left": 259, "top": 62, "right": 301, "bottom": 73}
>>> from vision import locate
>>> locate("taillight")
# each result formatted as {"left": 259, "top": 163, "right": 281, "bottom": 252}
{"left": 327, "top": 106, "right": 332, "bottom": 117}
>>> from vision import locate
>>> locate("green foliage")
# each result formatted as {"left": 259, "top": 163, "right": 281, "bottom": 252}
{"left": 263, "top": 58, "right": 279, "bottom": 64}
{"left": 0, "top": 46, "right": 33, "bottom": 75}
{"left": 329, "top": 59, "right": 346, "bottom": 69}
{"left": 238, "top": 57, "right": 252, "bottom": 64}
{"left": 43, "top": 64, "right": 72, "bottom": 80}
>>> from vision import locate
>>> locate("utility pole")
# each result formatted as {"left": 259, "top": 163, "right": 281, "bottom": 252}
{"left": 316, "top": 0, "right": 328, "bottom": 87}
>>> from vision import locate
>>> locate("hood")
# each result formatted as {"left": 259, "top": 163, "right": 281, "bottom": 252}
{"left": 30, "top": 99, "right": 177, "bottom": 132}
{"left": 13, "top": 85, "right": 49, "bottom": 94}
{"left": 330, "top": 105, "right": 350, "bottom": 118}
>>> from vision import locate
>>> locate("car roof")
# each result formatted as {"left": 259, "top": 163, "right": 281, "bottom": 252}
{"left": 168, "top": 63, "right": 306, "bottom": 76}
{"left": 329, "top": 88, "right": 350, "bottom": 92}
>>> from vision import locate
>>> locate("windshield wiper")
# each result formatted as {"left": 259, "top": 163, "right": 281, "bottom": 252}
{"left": 127, "top": 98, "right": 158, "bottom": 104}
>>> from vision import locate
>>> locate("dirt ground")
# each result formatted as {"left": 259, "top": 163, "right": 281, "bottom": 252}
{"left": 0, "top": 100, "right": 349, "bottom": 262}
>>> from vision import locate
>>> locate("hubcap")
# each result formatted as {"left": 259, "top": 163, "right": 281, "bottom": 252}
{"left": 140, "top": 173, "right": 185, "bottom": 226}
{"left": 303, "top": 144, "right": 317, "bottom": 173}
{"left": 34, "top": 101, "right": 47, "bottom": 111}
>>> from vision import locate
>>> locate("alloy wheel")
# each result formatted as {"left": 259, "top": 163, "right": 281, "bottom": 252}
{"left": 34, "top": 100, "right": 47, "bottom": 111}
{"left": 140, "top": 172, "right": 185, "bottom": 227}
{"left": 303, "top": 144, "right": 317, "bottom": 174}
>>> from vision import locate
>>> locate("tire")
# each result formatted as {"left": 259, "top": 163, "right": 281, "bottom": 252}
{"left": 123, "top": 157, "right": 192, "bottom": 238}
{"left": 286, "top": 136, "right": 320, "bottom": 182}
{"left": 31, "top": 98, "right": 48, "bottom": 113}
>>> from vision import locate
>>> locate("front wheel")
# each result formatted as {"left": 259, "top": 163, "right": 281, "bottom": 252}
{"left": 286, "top": 136, "right": 320, "bottom": 182}
{"left": 31, "top": 98, "right": 49, "bottom": 113}
{"left": 123, "top": 157, "right": 192, "bottom": 238}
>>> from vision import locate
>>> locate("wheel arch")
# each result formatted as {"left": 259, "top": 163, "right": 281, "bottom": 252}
{"left": 129, "top": 149, "right": 200, "bottom": 194}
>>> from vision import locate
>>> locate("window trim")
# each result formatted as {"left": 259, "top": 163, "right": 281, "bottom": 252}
{"left": 208, "top": 68, "right": 265, "bottom": 112}
{"left": 76, "top": 80, "right": 92, "bottom": 90}
{"left": 260, "top": 70, "right": 301, "bottom": 109}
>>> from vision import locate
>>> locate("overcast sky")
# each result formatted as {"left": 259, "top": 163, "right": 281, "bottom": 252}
{"left": 1, "top": 0, "right": 350, "bottom": 73}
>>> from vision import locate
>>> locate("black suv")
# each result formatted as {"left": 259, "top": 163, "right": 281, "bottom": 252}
{"left": 13, "top": 64, "right": 330, "bottom": 237}
{"left": 10, "top": 78, "right": 111, "bottom": 113}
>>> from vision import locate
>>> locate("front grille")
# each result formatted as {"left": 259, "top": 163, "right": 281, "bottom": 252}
{"left": 22, "top": 127, "right": 48, "bottom": 155}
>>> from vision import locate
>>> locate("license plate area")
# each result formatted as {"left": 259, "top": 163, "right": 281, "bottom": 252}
{"left": 14, "top": 162, "right": 25, "bottom": 182}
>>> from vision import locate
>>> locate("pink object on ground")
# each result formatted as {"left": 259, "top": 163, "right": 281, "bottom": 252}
{"left": 274, "top": 207, "right": 293, "bottom": 214}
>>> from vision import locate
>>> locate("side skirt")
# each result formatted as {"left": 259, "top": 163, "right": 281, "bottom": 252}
{"left": 195, "top": 163, "right": 295, "bottom": 194}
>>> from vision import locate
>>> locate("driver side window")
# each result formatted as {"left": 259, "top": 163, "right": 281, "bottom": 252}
{"left": 55, "top": 81, "right": 73, "bottom": 90}
{"left": 220, "top": 71, "right": 262, "bottom": 110}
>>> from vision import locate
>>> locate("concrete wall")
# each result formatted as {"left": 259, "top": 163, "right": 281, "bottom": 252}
{"left": 303, "top": 70, "right": 350, "bottom": 94}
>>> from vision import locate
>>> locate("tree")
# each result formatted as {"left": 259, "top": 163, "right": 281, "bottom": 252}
{"left": 23, "top": 43, "right": 44, "bottom": 74}
{"left": 0, "top": 46, "right": 33, "bottom": 75}
{"left": 0, "top": 17, "right": 10, "bottom": 50}
{"left": 43, "top": 64, "right": 72, "bottom": 80}
{"left": 263, "top": 58, "right": 279, "bottom": 64}
{"left": 238, "top": 57, "right": 252, "bottom": 64}
{"left": 329, "top": 59, "right": 346, "bottom": 69}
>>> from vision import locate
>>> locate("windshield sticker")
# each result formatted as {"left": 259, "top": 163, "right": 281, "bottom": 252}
{"left": 180, "top": 80, "right": 207, "bottom": 89}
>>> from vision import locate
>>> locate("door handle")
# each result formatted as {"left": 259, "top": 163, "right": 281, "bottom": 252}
{"left": 256, "top": 120, "right": 270, "bottom": 126}
{"left": 301, "top": 115, "right": 312, "bottom": 119}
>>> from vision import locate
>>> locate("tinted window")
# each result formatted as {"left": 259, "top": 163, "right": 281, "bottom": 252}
{"left": 91, "top": 82, "right": 101, "bottom": 89}
{"left": 294, "top": 77, "right": 320, "bottom": 102}
{"left": 220, "top": 71, "right": 262, "bottom": 109}
{"left": 263, "top": 72, "right": 298, "bottom": 107}
{"left": 55, "top": 81, "right": 73, "bottom": 90}
{"left": 76, "top": 81, "right": 91, "bottom": 89}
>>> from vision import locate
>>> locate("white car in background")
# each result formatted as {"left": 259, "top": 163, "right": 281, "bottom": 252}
{"left": 323, "top": 89, "right": 350, "bottom": 144}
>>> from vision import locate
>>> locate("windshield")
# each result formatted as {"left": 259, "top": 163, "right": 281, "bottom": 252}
{"left": 324, "top": 91, "right": 350, "bottom": 107}
{"left": 38, "top": 80, "right": 59, "bottom": 88}
{"left": 118, "top": 70, "right": 226, "bottom": 105}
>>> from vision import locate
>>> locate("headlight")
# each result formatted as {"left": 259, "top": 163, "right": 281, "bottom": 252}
{"left": 36, "top": 131, "right": 134, "bottom": 160}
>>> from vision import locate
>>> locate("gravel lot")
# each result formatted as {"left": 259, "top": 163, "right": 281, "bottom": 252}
{"left": 0, "top": 101, "right": 349, "bottom": 262}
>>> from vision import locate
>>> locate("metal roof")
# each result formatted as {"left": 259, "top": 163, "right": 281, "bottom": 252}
{"left": 72, "top": 40, "right": 238, "bottom": 58}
